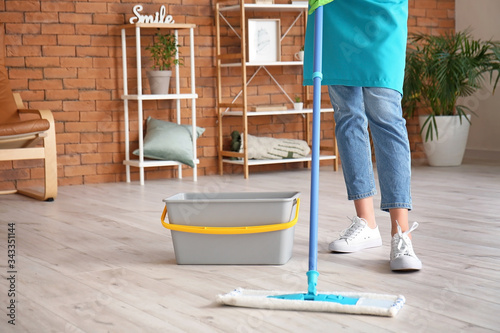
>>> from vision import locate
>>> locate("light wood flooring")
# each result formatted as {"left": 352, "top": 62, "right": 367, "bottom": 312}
{"left": 1, "top": 159, "right": 499, "bottom": 332}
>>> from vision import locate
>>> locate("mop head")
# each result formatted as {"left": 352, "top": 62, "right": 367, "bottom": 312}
{"left": 217, "top": 288, "right": 405, "bottom": 317}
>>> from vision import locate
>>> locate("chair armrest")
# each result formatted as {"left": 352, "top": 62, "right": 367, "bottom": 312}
{"left": 13, "top": 93, "right": 24, "bottom": 109}
{"left": 18, "top": 109, "right": 55, "bottom": 127}
{"left": 13, "top": 94, "right": 55, "bottom": 127}
{"left": 12, "top": 93, "right": 55, "bottom": 133}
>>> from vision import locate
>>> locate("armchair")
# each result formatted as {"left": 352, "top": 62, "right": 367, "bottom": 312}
{"left": 0, "top": 25, "right": 57, "bottom": 201}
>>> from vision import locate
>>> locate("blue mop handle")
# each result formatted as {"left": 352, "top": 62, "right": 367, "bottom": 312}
{"left": 309, "top": 5, "right": 323, "bottom": 274}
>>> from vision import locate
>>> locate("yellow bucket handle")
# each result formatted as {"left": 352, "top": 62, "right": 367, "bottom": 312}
{"left": 161, "top": 198, "right": 300, "bottom": 235}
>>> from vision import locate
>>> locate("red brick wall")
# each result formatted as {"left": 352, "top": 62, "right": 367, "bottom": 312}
{"left": 0, "top": 0, "right": 455, "bottom": 190}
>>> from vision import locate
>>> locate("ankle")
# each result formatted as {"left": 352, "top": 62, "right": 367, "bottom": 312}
{"left": 391, "top": 223, "right": 413, "bottom": 239}
{"left": 391, "top": 230, "right": 413, "bottom": 239}
{"left": 358, "top": 216, "right": 377, "bottom": 229}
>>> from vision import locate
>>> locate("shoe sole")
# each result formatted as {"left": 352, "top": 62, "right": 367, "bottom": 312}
{"left": 329, "top": 238, "right": 383, "bottom": 253}
{"left": 390, "top": 257, "right": 422, "bottom": 271}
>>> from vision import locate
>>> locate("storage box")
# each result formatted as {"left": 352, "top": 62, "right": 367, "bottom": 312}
{"left": 161, "top": 192, "right": 300, "bottom": 265}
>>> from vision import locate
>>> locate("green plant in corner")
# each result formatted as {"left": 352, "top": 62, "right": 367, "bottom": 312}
{"left": 146, "top": 32, "right": 181, "bottom": 70}
{"left": 294, "top": 95, "right": 302, "bottom": 103}
{"left": 402, "top": 30, "right": 500, "bottom": 141}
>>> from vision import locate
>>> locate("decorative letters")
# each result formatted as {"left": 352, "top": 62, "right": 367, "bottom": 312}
{"left": 129, "top": 5, "right": 175, "bottom": 24}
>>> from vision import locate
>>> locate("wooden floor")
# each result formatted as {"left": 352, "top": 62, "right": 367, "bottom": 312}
{"left": 1, "top": 159, "right": 499, "bottom": 332}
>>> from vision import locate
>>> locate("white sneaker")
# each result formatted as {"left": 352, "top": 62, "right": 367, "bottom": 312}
{"left": 390, "top": 221, "right": 422, "bottom": 271}
{"left": 329, "top": 217, "right": 382, "bottom": 253}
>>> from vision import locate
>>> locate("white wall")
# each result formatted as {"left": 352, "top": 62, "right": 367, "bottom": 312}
{"left": 456, "top": 0, "right": 500, "bottom": 161}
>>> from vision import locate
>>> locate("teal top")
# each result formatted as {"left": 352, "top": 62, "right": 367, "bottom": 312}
{"left": 303, "top": 0, "right": 409, "bottom": 94}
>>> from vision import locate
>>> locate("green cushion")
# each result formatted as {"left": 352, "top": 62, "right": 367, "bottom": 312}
{"left": 133, "top": 117, "right": 204, "bottom": 167}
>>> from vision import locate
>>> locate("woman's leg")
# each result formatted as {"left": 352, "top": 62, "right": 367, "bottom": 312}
{"left": 328, "top": 85, "right": 377, "bottom": 208}
{"left": 354, "top": 197, "right": 376, "bottom": 229}
{"left": 390, "top": 208, "right": 409, "bottom": 237}
{"left": 362, "top": 87, "right": 421, "bottom": 270}
{"left": 327, "top": 85, "right": 382, "bottom": 253}
{"left": 362, "top": 87, "right": 412, "bottom": 216}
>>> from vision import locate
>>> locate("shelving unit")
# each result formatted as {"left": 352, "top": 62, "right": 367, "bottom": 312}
{"left": 215, "top": 1, "right": 337, "bottom": 178}
{"left": 120, "top": 23, "right": 198, "bottom": 185}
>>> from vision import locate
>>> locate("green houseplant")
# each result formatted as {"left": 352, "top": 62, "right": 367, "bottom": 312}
{"left": 403, "top": 30, "right": 500, "bottom": 165}
{"left": 145, "top": 32, "right": 181, "bottom": 94}
{"left": 293, "top": 95, "right": 303, "bottom": 110}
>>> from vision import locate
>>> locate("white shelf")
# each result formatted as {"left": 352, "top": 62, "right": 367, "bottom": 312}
{"left": 123, "top": 159, "right": 200, "bottom": 168}
{"left": 121, "top": 24, "right": 198, "bottom": 185}
{"left": 222, "top": 108, "right": 334, "bottom": 117}
{"left": 122, "top": 93, "right": 198, "bottom": 101}
{"left": 223, "top": 154, "right": 337, "bottom": 166}
{"left": 122, "top": 23, "right": 196, "bottom": 30}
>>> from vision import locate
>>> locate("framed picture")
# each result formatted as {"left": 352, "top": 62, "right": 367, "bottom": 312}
{"left": 247, "top": 19, "right": 281, "bottom": 63}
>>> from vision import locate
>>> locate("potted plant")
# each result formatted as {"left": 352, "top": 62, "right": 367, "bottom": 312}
{"left": 295, "top": 46, "right": 304, "bottom": 62}
{"left": 293, "top": 95, "right": 303, "bottom": 110}
{"left": 403, "top": 30, "right": 500, "bottom": 166}
{"left": 146, "top": 32, "right": 181, "bottom": 94}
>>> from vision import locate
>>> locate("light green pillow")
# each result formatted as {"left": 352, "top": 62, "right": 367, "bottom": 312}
{"left": 133, "top": 117, "right": 205, "bottom": 167}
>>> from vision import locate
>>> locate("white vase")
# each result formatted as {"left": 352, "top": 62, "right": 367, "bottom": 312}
{"left": 146, "top": 70, "right": 172, "bottom": 94}
{"left": 419, "top": 115, "right": 471, "bottom": 166}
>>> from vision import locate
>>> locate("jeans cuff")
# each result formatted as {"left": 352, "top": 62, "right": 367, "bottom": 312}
{"left": 380, "top": 202, "right": 412, "bottom": 212}
{"left": 347, "top": 190, "right": 377, "bottom": 201}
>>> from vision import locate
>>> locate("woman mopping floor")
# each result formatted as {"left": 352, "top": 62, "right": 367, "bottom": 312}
{"left": 218, "top": 0, "right": 410, "bottom": 316}
{"left": 314, "top": 0, "right": 422, "bottom": 272}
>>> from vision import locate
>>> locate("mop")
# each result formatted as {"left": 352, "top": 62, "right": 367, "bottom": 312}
{"left": 217, "top": 1, "right": 405, "bottom": 317}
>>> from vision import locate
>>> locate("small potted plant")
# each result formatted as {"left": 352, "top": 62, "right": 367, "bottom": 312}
{"left": 293, "top": 95, "right": 303, "bottom": 110}
{"left": 146, "top": 32, "right": 181, "bottom": 94}
{"left": 295, "top": 46, "right": 304, "bottom": 62}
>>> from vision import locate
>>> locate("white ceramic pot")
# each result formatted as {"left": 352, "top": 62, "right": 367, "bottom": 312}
{"left": 293, "top": 102, "right": 303, "bottom": 110}
{"left": 294, "top": 51, "right": 304, "bottom": 61}
{"left": 419, "top": 115, "right": 471, "bottom": 166}
{"left": 146, "top": 70, "right": 172, "bottom": 94}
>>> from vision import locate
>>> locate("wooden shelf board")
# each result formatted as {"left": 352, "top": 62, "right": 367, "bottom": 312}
{"left": 222, "top": 155, "right": 336, "bottom": 166}
{"left": 221, "top": 61, "right": 303, "bottom": 67}
{"left": 222, "top": 108, "right": 334, "bottom": 116}
{"left": 219, "top": 4, "right": 307, "bottom": 12}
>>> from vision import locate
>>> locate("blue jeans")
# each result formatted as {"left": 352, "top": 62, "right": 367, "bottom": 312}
{"left": 328, "top": 85, "right": 412, "bottom": 212}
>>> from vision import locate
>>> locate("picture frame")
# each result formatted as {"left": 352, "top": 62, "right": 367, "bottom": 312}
{"left": 247, "top": 19, "right": 281, "bottom": 63}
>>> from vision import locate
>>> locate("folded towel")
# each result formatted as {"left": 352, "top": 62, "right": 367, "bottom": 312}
{"left": 240, "top": 133, "right": 310, "bottom": 160}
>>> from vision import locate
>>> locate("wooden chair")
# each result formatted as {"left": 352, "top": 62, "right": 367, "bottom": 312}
{"left": 0, "top": 25, "right": 57, "bottom": 201}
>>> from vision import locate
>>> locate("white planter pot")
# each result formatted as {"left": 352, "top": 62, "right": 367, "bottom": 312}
{"left": 294, "top": 51, "right": 304, "bottom": 61}
{"left": 147, "top": 70, "right": 172, "bottom": 94}
{"left": 293, "top": 102, "right": 303, "bottom": 110}
{"left": 419, "top": 115, "right": 471, "bottom": 166}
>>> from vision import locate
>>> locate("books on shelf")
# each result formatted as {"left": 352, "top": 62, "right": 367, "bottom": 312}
{"left": 249, "top": 104, "right": 287, "bottom": 112}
